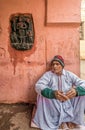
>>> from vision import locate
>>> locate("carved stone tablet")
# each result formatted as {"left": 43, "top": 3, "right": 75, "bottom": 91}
{"left": 10, "top": 13, "right": 35, "bottom": 50}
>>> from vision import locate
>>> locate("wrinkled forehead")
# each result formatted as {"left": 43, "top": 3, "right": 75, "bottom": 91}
{"left": 51, "top": 60, "right": 61, "bottom": 65}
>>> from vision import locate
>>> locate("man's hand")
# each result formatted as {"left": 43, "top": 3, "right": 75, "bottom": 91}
{"left": 66, "top": 88, "right": 77, "bottom": 99}
{"left": 54, "top": 90, "right": 69, "bottom": 102}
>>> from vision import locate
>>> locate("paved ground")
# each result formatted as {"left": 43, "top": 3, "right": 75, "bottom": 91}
{"left": 0, "top": 103, "right": 85, "bottom": 130}
{"left": 0, "top": 103, "right": 40, "bottom": 130}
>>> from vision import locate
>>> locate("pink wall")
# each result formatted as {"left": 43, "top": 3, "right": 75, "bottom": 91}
{"left": 0, "top": 0, "right": 81, "bottom": 103}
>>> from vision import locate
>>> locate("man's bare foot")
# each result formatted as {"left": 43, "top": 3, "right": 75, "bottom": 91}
{"left": 66, "top": 122, "right": 78, "bottom": 129}
{"left": 59, "top": 122, "right": 66, "bottom": 129}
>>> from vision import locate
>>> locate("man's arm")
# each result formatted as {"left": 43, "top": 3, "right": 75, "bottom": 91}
{"left": 41, "top": 88, "right": 69, "bottom": 102}
{"left": 41, "top": 88, "right": 56, "bottom": 99}
{"left": 66, "top": 86, "right": 85, "bottom": 99}
{"left": 75, "top": 86, "right": 85, "bottom": 96}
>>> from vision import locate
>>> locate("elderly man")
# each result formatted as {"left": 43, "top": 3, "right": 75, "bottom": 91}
{"left": 33, "top": 55, "right": 85, "bottom": 130}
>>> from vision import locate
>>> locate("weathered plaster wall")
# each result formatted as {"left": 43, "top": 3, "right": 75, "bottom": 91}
{"left": 0, "top": 0, "right": 81, "bottom": 103}
{"left": 80, "top": 0, "right": 85, "bottom": 79}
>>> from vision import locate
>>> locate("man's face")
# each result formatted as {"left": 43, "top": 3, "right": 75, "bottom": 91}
{"left": 51, "top": 61, "right": 63, "bottom": 75}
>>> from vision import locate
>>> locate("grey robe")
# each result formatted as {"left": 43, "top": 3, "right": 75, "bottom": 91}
{"left": 33, "top": 69, "right": 85, "bottom": 130}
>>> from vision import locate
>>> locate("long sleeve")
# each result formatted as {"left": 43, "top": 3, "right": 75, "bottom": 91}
{"left": 35, "top": 71, "right": 53, "bottom": 95}
{"left": 67, "top": 70, "right": 85, "bottom": 96}
{"left": 41, "top": 88, "right": 56, "bottom": 99}
{"left": 75, "top": 86, "right": 85, "bottom": 96}
{"left": 70, "top": 72, "right": 85, "bottom": 88}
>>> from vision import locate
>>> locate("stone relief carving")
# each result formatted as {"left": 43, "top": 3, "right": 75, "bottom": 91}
{"left": 10, "top": 13, "right": 35, "bottom": 50}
